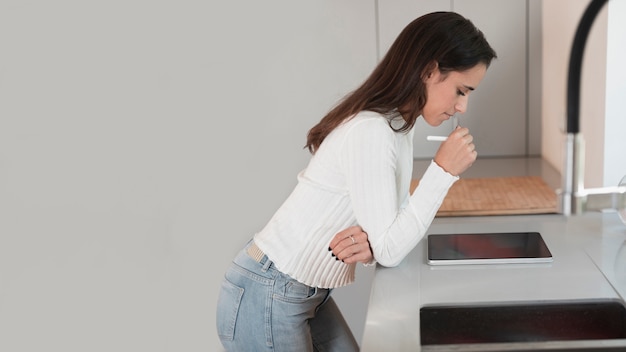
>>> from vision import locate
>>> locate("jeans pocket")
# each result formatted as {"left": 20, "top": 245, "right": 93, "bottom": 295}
{"left": 277, "top": 279, "right": 316, "bottom": 303}
{"left": 216, "top": 278, "right": 244, "bottom": 341}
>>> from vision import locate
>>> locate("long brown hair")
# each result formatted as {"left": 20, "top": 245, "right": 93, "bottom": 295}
{"left": 305, "top": 12, "right": 497, "bottom": 153}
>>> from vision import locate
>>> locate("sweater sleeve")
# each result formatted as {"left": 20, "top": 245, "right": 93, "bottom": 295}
{"left": 340, "top": 118, "right": 458, "bottom": 267}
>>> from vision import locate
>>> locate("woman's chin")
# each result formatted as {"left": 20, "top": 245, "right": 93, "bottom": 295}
{"left": 423, "top": 118, "right": 444, "bottom": 127}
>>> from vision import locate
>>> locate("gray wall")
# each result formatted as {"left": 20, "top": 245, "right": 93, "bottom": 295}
{"left": 0, "top": 1, "right": 376, "bottom": 351}
{"left": 0, "top": 1, "right": 543, "bottom": 351}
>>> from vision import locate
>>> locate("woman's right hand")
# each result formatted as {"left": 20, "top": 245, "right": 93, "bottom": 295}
{"left": 328, "top": 226, "right": 373, "bottom": 264}
{"left": 433, "top": 126, "right": 477, "bottom": 176}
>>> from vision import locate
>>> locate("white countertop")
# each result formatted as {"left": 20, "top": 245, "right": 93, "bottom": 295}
{"left": 360, "top": 212, "right": 626, "bottom": 351}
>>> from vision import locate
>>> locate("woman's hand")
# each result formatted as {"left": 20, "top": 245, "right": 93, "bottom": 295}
{"left": 433, "top": 126, "right": 477, "bottom": 176}
{"left": 328, "top": 226, "right": 373, "bottom": 264}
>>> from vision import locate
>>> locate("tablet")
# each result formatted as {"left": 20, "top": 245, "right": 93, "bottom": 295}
{"left": 427, "top": 232, "right": 553, "bottom": 265}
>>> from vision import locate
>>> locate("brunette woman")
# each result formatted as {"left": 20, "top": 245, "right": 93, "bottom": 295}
{"left": 217, "top": 11, "right": 496, "bottom": 351}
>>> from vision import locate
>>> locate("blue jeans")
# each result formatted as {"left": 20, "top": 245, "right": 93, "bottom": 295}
{"left": 216, "top": 241, "right": 359, "bottom": 351}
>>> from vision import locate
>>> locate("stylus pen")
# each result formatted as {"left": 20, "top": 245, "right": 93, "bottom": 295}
{"left": 426, "top": 116, "right": 459, "bottom": 142}
{"left": 426, "top": 135, "right": 447, "bottom": 142}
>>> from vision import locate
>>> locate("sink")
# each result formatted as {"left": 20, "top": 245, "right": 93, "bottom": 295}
{"left": 420, "top": 299, "right": 626, "bottom": 350}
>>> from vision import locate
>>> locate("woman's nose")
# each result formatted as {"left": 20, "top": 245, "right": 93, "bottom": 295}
{"left": 455, "top": 97, "right": 468, "bottom": 114}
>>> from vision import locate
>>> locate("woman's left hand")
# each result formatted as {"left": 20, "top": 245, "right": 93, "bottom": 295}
{"left": 328, "top": 226, "right": 373, "bottom": 264}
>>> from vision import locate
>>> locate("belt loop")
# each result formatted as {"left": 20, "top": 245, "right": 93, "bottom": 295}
{"left": 262, "top": 257, "right": 271, "bottom": 272}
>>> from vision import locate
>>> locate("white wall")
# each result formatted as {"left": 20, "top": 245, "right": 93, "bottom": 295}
{"left": 604, "top": 0, "right": 626, "bottom": 187}
{"left": 0, "top": 1, "right": 377, "bottom": 351}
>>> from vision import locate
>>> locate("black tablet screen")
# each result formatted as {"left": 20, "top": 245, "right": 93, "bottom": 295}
{"left": 427, "top": 232, "right": 552, "bottom": 265}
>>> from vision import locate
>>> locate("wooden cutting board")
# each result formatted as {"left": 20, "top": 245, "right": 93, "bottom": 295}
{"left": 410, "top": 176, "right": 558, "bottom": 217}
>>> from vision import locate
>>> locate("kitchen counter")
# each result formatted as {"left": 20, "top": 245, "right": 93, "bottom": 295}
{"left": 360, "top": 212, "right": 626, "bottom": 351}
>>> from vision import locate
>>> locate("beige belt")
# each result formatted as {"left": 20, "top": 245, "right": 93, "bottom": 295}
{"left": 247, "top": 241, "right": 265, "bottom": 263}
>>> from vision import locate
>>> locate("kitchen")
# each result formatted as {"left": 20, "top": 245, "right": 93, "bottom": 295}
{"left": 362, "top": 1, "right": 626, "bottom": 350}
{"left": 0, "top": 1, "right": 624, "bottom": 351}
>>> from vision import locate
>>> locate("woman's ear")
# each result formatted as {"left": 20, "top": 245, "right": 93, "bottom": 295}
{"left": 422, "top": 61, "right": 439, "bottom": 81}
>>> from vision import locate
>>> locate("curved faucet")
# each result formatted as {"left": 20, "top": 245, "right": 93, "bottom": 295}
{"left": 560, "top": 0, "right": 626, "bottom": 216}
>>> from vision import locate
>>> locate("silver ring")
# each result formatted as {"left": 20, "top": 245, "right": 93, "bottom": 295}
{"left": 350, "top": 235, "right": 356, "bottom": 245}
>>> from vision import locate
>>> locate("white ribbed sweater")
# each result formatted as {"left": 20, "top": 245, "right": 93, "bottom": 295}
{"left": 254, "top": 111, "right": 458, "bottom": 288}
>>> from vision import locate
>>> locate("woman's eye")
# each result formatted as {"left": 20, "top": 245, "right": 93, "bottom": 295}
{"left": 457, "top": 90, "right": 466, "bottom": 96}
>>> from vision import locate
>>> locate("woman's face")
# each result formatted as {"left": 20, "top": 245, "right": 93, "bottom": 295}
{"left": 421, "top": 63, "right": 487, "bottom": 127}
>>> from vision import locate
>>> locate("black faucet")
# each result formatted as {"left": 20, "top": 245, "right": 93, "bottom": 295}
{"left": 567, "top": 0, "right": 606, "bottom": 135}
{"left": 561, "top": 0, "right": 626, "bottom": 216}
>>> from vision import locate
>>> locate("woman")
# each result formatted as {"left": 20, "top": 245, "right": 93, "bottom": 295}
{"left": 217, "top": 11, "right": 496, "bottom": 351}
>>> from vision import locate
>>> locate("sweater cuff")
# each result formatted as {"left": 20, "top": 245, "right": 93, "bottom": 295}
{"left": 362, "top": 258, "right": 377, "bottom": 267}
{"left": 409, "top": 160, "right": 458, "bottom": 219}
